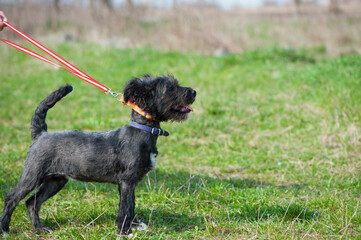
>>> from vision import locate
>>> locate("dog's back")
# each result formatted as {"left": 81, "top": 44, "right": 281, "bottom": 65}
{"left": 31, "top": 84, "right": 73, "bottom": 140}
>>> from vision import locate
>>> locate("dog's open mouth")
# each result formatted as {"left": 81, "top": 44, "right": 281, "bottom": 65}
{"left": 173, "top": 105, "right": 193, "bottom": 113}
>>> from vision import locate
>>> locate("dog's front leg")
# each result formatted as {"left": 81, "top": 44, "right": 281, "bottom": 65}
{"left": 116, "top": 180, "right": 136, "bottom": 235}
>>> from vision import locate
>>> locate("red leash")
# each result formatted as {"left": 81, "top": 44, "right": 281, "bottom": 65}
{"left": 0, "top": 21, "right": 155, "bottom": 120}
{"left": 1, "top": 21, "right": 108, "bottom": 92}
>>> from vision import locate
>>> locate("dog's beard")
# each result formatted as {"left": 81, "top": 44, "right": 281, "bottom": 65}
{"left": 165, "top": 105, "right": 193, "bottom": 121}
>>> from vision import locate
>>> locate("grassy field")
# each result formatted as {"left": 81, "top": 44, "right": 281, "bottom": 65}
{"left": 0, "top": 44, "right": 360, "bottom": 239}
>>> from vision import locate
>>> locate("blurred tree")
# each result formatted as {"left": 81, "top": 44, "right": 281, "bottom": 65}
{"left": 102, "top": 0, "right": 114, "bottom": 11}
{"left": 126, "top": 0, "right": 133, "bottom": 7}
{"left": 53, "top": 0, "right": 114, "bottom": 11}
{"left": 294, "top": 0, "right": 301, "bottom": 14}
{"left": 329, "top": 0, "right": 341, "bottom": 14}
{"left": 54, "top": 0, "right": 60, "bottom": 12}
{"left": 126, "top": 0, "right": 134, "bottom": 9}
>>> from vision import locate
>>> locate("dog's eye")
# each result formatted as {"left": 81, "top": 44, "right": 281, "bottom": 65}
{"left": 168, "top": 86, "right": 175, "bottom": 92}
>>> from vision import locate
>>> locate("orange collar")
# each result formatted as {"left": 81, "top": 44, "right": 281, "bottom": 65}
{"left": 120, "top": 95, "right": 156, "bottom": 121}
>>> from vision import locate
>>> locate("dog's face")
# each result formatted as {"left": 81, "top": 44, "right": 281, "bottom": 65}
{"left": 123, "top": 75, "right": 196, "bottom": 122}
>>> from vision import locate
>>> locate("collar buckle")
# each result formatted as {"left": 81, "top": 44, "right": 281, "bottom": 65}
{"left": 131, "top": 121, "right": 169, "bottom": 137}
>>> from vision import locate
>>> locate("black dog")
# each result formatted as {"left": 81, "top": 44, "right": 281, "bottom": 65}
{"left": 0, "top": 75, "right": 196, "bottom": 236}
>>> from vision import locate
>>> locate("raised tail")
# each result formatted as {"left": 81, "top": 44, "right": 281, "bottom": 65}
{"left": 31, "top": 84, "right": 73, "bottom": 140}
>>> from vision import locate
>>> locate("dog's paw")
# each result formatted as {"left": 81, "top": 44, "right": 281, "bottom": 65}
{"left": 131, "top": 221, "right": 147, "bottom": 231}
{"left": 117, "top": 232, "right": 136, "bottom": 239}
{"left": 0, "top": 223, "right": 10, "bottom": 235}
{"left": 34, "top": 226, "right": 53, "bottom": 234}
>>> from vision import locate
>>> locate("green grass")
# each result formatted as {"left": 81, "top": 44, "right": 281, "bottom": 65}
{"left": 0, "top": 43, "right": 360, "bottom": 239}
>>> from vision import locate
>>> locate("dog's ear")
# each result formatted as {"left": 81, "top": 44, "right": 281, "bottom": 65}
{"left": 123, "top": 77, "right": 153, "bottom": 108}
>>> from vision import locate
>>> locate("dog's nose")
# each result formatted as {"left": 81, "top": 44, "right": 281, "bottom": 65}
{"left": 190, "top": 89, "right": 197, "bottom": 98}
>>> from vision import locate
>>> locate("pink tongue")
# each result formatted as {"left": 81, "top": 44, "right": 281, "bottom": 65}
{"left": 181, "top": 105, "right": 193, "bottom": 112}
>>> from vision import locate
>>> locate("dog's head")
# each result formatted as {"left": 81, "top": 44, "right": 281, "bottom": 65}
{"left": 123, "top": 75, "right": 196, "bottom": 122}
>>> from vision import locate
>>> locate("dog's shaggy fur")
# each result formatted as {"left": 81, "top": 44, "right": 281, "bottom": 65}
{"left": 0, "top": 75, "right": 196, "bottom": 235}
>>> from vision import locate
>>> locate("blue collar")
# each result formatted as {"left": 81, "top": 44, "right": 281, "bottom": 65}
{"left": 130, "top": 121, "right": 169, "bottom": 136}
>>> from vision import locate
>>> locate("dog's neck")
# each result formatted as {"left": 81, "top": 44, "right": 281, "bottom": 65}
{"left": 130, "top": 111, "right": 160, "bottom": 129}
{"left": 130, "top": 111, "right": 169, "bottom": 136}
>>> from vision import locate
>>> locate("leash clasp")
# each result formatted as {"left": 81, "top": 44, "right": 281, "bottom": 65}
{"left": 106, "top": 89, "right": 122, "bottom": 101}
{"left": 107, "top": 89, "right": 156, "bottom": 121}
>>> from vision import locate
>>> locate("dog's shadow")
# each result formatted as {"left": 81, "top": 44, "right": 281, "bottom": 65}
{"left": 134, "top": 169, "right": 317, "bottom": 233}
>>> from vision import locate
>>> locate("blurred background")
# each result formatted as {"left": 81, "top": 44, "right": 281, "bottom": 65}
{"left": 1, "top": 0, "right": 360, "bottom": 57}
{"left": 0, "top": 2, "right": 360, "bottom": 238}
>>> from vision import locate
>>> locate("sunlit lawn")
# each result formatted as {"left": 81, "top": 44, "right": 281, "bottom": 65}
{"left": 0, "top": 44, "right": 360, "bottom": 239}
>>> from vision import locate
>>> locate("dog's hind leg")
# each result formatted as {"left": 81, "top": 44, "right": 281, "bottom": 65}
{"left": 0, "top": 172, "right": 41, "bottom": 233}
{"left": 25, "top": 176, "right": 68, "bottom": 233}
